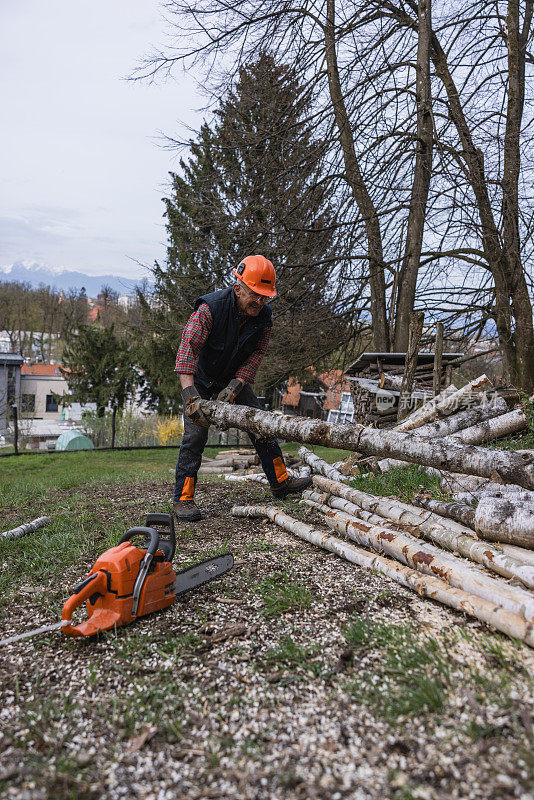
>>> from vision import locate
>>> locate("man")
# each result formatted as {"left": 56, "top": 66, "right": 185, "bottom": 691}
{"left": 173, "top": 254, "right": 312, "bottom": 522}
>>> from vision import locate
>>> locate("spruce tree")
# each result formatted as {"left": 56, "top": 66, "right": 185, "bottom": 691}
{"left": 137, "top": 53, "right": 344, "bottom": 409}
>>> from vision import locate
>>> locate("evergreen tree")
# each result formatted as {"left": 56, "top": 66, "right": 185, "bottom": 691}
{"left": 61, "top": 324, "right": 137, "bottom": 446}
{"left": 137, "top": 53, "right": 345, "bottom": 409}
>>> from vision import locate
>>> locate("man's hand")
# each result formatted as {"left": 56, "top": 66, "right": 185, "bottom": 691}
{"left": 217, "top": 378, "right": 245, "bottom": 404}
{"left": 182, "top": 385, "right": 210, "bottom": 428}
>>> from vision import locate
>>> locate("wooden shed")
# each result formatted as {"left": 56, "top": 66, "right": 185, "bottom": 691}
{"left": 344, "top": 351, "right": 460, "bottom": 426}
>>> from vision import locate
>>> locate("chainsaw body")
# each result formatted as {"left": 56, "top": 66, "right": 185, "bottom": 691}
{"left": 62, "top": 515, "right": 177, "bottom": 637}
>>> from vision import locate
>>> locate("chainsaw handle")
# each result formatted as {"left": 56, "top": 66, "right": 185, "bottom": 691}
{"left": 61, "top": 570, "right": 109, "bottom": 636}
{"left": 119, "top": 526, "right": 160, "bottom": 557}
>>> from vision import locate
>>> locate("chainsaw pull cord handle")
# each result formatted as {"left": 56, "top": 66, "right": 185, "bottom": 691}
{"left": 61, "top": 570, "right": 109, "bottom": 636}
{"left": 119, "top": 527, "right": 160, "bottom": 618}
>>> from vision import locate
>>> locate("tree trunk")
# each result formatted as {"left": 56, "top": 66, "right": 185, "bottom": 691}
{"left": 412, "top": 495, "right": 475, "bottom": 529}
{"left": 199, "top": 400, "right": 534, "bottom": 489}
{"left": 324, "top": 0, "right": 390, "bottom": 350}
{"left": 394, "top": 0, "right": 433, "bottom": 351}
{"left": 231, "top": 505, "right": 534, "bottom": 647}
{"left": 397, "top": 311, "right": 425, "bottom": 420}
{"left": 433, "top": 322, "right": 443, "bottom": 396}
{"left": 298, "top": 446, "right": 347, "bottom": 482}
{"left": 388, "top": 2, "right": 534, "bottom": 390}
{"left": 312, "top": 475, "right": 534, "bottom": 589}
{"left": 393, "top": 384, "right": 457, "bottom": 431}
{"left": 475, "top": 497, "right": 534, "bottom": 548}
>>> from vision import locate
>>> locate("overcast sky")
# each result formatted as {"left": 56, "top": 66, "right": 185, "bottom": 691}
{"left": 0, "top": 0, "right": 203, "bottom": 278}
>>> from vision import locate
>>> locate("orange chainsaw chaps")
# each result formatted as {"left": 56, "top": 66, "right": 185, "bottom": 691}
{"left": 61, "top": 541, "right": 177, "bottom": 638}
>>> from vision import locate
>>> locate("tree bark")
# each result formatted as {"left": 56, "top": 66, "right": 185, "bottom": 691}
{"left": 433, "top": 322, "right": 443, "bottom": 396}
{"left": 397, "top": 311, "right": 425, "bottom": 420}
{"left": 312, "top": 475, "right": 534, "bottom": 589}
{"left": 324, "top": 0, "right": 389, "bottom": 350}
{"left": 394, "top": 0, "right": 433, "bottom": 351}
{"left": 199, "top": 400, "right": 534, "bottom": 489}
{"left": 298, "top": 446, "right": 347, "bottom": 482}
{"left": 393, "top": 384, "right": 457, "bottom": 431}
{"left": 231, "top": 505, "right": 534, "bottom": 647}
{"left": 475, "top": 497, "right": 534, "bottom": 548}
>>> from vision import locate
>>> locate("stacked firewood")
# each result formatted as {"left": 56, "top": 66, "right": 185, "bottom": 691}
{"left": 199, "top": 449, "right": 261, "bottom": 475}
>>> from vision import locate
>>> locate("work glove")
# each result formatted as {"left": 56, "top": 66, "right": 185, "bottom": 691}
{"left": 216, "top": 378, "right": 245, "bottom": 404}
{"left": 182, "top": 385, "right": 210, "bottom": 428}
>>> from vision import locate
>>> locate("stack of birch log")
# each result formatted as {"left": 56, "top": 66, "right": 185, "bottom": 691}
{"left": 195, "top": 386, "right": 534, "bottom": 646}
{"left": 199, "top": 449, "right": 261, "bottom": 476}
{"left": 200, "top": 448, "right": 305, "bottom": 480}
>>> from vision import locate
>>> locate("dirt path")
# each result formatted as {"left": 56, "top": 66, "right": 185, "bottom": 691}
{"left": 1, "top": 479, "right": 533, "bottom": 800}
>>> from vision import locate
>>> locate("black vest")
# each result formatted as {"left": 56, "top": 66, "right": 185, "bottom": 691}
{"left": 194, "top": 287, "right": 272, "bottom": 389}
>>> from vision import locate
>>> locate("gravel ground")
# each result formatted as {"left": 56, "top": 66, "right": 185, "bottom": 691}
{"left": 1, "top": 479, "right": 533, "bottom": 800}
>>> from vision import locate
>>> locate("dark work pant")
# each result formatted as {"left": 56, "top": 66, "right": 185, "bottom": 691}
{"left": 173, "top": 382, "right": 289, "bottom": 502}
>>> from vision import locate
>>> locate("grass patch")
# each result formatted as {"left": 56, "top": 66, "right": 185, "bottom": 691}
{"left": 255, "top": 571, "right": 314, "bottom": 617}
{"left": 348, "top": 464, "right": 445, "bottom": 502}
{"left": 344, "top": 617, "right": 453, "bottom": 721}
{"left": 264, "top": 635, "right": 320, "bottom": 669}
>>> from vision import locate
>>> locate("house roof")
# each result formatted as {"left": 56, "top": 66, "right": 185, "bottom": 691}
{"left": 0, "top": 353, "right": 24, "bottom": 366}
{"left": 345, "top": 351, "right": 459, "bottom": 374}
{"left": 21, "top": 363, "right": 63, "bottom": 376}
{"left": 88, "top": 305, "right": 103, "bottom": 322}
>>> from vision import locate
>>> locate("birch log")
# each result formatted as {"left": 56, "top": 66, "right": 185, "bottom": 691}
{"left": 500, "top": 544, "right": 534, "bottom": 567}
{"left": 297, "top": 446, "right": 347, "bottom": 482}
{"left": 312, "top": 475, "right": 534, "bottom": 589}
{"left": 1, "top": 516, "right": 51, "bottom": 540}
{"left": 394, "top": 375, "right": 490, "bottom": 432}
{"left": 439, "top": 472, "right": 534, "bottom": 503}
{"left": 450, "top": 408, "right": 527, "bottom": 445}
{"left": 475, "top": 498, "right": 534, "bottom": 548}
{"left": 412, "top": 495, "right": 476, "bottom": 529}
{"left": 318, "top": 507, "right": 534, "bottom": 622}
{"left": 370, "top": 396, "right": 510, "bottom": 474}
{"left": 199, "top": 400, "right": 534, "bottom": 489}
{"left": 231, "top": 505, "right": 534, "bottom": 647}
{"left": 393, "top": 384, "right": 457, "bottom": 431}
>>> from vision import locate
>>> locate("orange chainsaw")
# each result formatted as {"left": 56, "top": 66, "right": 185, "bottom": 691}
{"left": 60, "top": 513, "right": 234, "bottom": 637}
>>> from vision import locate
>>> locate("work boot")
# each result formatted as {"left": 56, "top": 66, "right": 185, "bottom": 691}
{"left": 271, "top": 475, "right": 313, "bottom": 499}
{"left": 173, "top": 500, "right": 202, "bottom": 522}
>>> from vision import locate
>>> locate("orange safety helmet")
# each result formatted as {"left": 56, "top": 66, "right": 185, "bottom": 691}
{"left": 232, "top": 255, "right": 277, "bottom": 298}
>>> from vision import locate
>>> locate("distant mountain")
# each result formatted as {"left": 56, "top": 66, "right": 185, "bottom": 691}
{"left": 0, "top": 260, "right": 152, "bottom": 297}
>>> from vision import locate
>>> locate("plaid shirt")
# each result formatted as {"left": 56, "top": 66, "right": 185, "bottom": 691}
{"left": 175, "top": 302, "right": 271, "bottom": 384}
